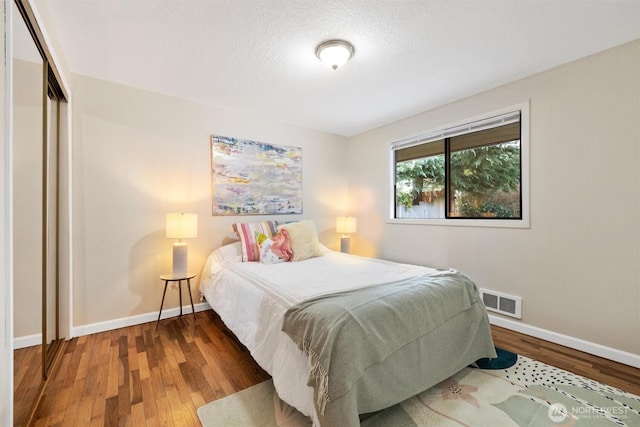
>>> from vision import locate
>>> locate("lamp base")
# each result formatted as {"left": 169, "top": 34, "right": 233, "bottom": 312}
{"left": 172, "top": 242, "right": 188, "bottom": 277}
{"left": 340, "top": 236, "right": 351, "bottom": 254}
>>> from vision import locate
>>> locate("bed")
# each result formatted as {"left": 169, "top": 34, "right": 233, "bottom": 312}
{"left": 200, "top": 223, "right": 495, "bottom": 426}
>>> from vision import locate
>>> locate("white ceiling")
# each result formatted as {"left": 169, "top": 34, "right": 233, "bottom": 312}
{"left": 45, "top": 0, "right": 640, "bottom": 137}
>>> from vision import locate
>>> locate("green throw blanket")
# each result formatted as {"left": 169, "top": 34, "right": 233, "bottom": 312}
{"left": 282, "top": 268, "right": 495, "bottom": 427}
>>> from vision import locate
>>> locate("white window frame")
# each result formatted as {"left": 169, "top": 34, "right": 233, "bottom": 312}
{"left": 388, "top": 101, "right": 530, "bottom": 229}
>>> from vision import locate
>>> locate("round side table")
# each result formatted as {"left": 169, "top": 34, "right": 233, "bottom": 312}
{"left": 156, "top": 273, "right": 197, "bottom": 330}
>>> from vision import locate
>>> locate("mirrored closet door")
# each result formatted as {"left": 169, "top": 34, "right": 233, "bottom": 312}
{"left": 44, "top": 90, "right": 63, "bottom": 377}
{"left": 12, "top": 1, "right": 67, "bottom": 425}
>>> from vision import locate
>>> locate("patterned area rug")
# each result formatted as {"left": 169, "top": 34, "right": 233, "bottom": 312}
{"left": 197, "top": 355, "right": 640, "bottom": 426}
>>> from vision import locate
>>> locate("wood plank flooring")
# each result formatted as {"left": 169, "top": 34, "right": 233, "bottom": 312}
{"left": 25, "top": 311, "right": 269, "bottom": 427}
{"left": 15, "top": 310, "right": 640, "bottom": 426}
{"left": 491, "top": 325, "right": 640, "bottom": 396}
{"left": 14, "top": 344, "right": 44, "bottom": 426}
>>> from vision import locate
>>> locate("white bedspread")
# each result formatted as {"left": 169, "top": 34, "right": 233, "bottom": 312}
{"left": 199, "top": 243, "right": 438, "bottom": 420}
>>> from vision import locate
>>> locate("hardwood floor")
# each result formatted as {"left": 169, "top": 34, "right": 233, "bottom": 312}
{"left": 23, "top": 311, "right": 269, "bottom": 427}
{"left": 14, "top": 344, "right": 44, "bottom": 426}
{"left": 15, "top": 311, "right": 640, "bottom": 426}
{"left": 491, "top": 325, "right": 640, "bottom": 396}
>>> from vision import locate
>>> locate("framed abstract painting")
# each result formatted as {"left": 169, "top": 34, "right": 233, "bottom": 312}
{"left": 210, "top": 135, "right": 303, "bottom": 215}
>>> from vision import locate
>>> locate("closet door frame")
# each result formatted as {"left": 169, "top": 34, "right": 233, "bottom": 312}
{"left": 13, "top": 1, "right": 69, "bottom": 422}
{"left": 41, "top": 59, "right": 64, "bottom": 379}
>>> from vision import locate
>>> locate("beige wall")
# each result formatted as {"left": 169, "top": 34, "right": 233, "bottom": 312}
{"left": 348, "top": 41, "right": 640, "bottom": 356}
{"left": 71, "top": 74, "right": 348, "bottom": 326}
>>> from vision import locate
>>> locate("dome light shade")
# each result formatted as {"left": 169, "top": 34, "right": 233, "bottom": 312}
{"left": 316, "top": 40, "right": 354, "bottom": 70}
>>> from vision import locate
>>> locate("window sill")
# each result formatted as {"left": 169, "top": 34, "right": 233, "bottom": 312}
{"left": 387, "top": 217, "right": 530, "bottom": 229}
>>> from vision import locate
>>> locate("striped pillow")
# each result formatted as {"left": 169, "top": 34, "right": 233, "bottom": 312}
{"left": 233, "top": 221, "right": 277, "bottom": 262}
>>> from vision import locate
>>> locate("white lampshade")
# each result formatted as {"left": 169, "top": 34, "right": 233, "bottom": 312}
{"left": 316, "top": 40, "right": 354, "bottom": 70}
{"left": 166, "top": 213, "right": 198, "bottom": 239}
{"left": 336, "top": 216, "right": 357, "bottom": 235}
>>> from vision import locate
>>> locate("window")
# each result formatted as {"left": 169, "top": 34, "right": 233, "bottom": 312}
{"left": 391, "top": 107, "right": 528, "bottom": 226}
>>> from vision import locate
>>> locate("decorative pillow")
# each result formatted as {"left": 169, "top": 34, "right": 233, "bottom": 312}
{"left": 259, "top": 238, "right": 285, "bottom": 264}
{"left": 271, "top": 228, "right": 293, "bottom": 261}
{"left": 232, "top": 220, "right": 277, "bottom": 261}
{"left": 255, "top": 232, "right": 269, "bottom": 247}
{"left": 278, "top": 220, "right": 324, "bottom": 262}
{"left": 258, "top": 228, "right": 293, "bottom": 264}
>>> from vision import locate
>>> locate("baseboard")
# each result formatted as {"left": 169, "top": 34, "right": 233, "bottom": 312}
{"left": 71, "top": 302, "right": 212, "bottom": 338}
{"left": 489, "top": 315, "right": 640, "bottom": 369}
{"left": 13, "top": 333, "right": 42, "bottom": 350}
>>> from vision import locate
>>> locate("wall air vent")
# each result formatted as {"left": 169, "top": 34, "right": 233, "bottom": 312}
{"left": 479, "top": 289, "right": 522, "bottom": 319}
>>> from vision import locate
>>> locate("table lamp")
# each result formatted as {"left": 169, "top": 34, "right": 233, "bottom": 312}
{"left": 336, "top": 216, "right": 357, "bottom": 253}
{"left": 166, "top": 213, "right": 197, "bottom": 277}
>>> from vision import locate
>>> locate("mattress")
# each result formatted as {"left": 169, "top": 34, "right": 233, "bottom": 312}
{"left": 200, "top": 242, "right": 494, "bottom": 425}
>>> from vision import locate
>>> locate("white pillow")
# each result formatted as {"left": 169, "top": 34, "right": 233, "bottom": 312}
{"left": 278, "top": 220, "right": 324, "bottom": 262}
{"left": 216, "top": 242, "right": 242, "bottom": 261}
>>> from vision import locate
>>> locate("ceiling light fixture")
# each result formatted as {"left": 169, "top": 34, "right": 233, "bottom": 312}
{"left": 316, "top": 39, "right": 354, "bottom": 70}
